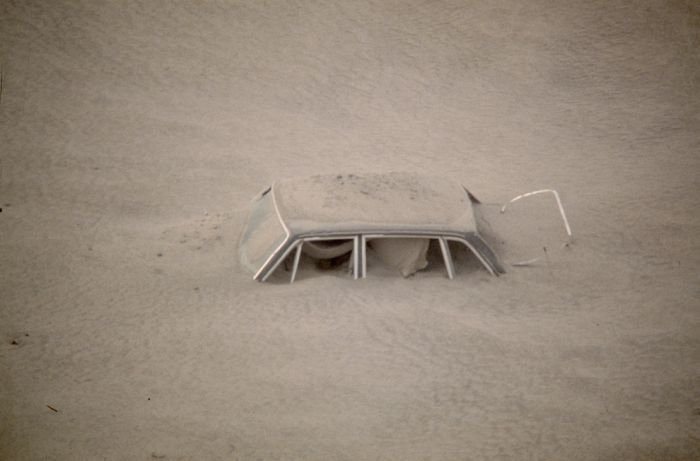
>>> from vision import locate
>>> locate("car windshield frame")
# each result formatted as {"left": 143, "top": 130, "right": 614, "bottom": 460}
{"left": 239, "top": 188, "right": 289, "bottom": 278}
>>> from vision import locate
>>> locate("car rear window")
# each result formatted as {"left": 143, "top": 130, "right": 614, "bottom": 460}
{"left": 240, "top": 191, "right": 288, "bottom": 275}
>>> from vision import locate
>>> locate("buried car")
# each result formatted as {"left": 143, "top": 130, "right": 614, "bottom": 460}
{"left": 239, "top": 172, "right": 506, "bottom": 283}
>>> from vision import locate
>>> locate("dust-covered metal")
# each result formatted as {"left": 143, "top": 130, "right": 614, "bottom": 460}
{"left": 239, "top": 172, "right": 506, "bottom": 283}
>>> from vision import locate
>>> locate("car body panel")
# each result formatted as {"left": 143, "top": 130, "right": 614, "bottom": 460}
{"left": 240, "top": 173, "right": 505, "bottom": 282}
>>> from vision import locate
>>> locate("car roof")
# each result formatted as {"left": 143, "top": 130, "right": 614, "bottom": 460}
{"left": 271, "top": 172, "right": 478, "bottom": 236}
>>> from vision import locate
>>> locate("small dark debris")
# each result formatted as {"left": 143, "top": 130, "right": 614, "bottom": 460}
{"left": 10, "top": 340, "right": 18, "bottom": 345}
{"left": 147, "top": 397, "right": 151, "bottom": 401}
{"left": 47, "top": 405, "right": 58, "bottom": 412}
{"left": 194, "top": 287, "right": 199, "bottom": 291}
{"left": 157, "top": 253, "right": 163, "bottom": 257}
{"left": 3, "top": 203, "right": 9, "bottom": 207}
{"left": 25, "top": 333, "right": 29, "bottom": 337}
{"left": 151, "top": 453, "right": 166, "bottom": 459}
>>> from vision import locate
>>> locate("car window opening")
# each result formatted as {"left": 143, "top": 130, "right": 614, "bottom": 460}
{"left": 448, "top": 240, "right": 492, "bottom": 273}
{"left": 286, "top": 238, "right": 355, "bottom": 283}
{"left": 364, "top": 238, "right": 450, "bottom": 278}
